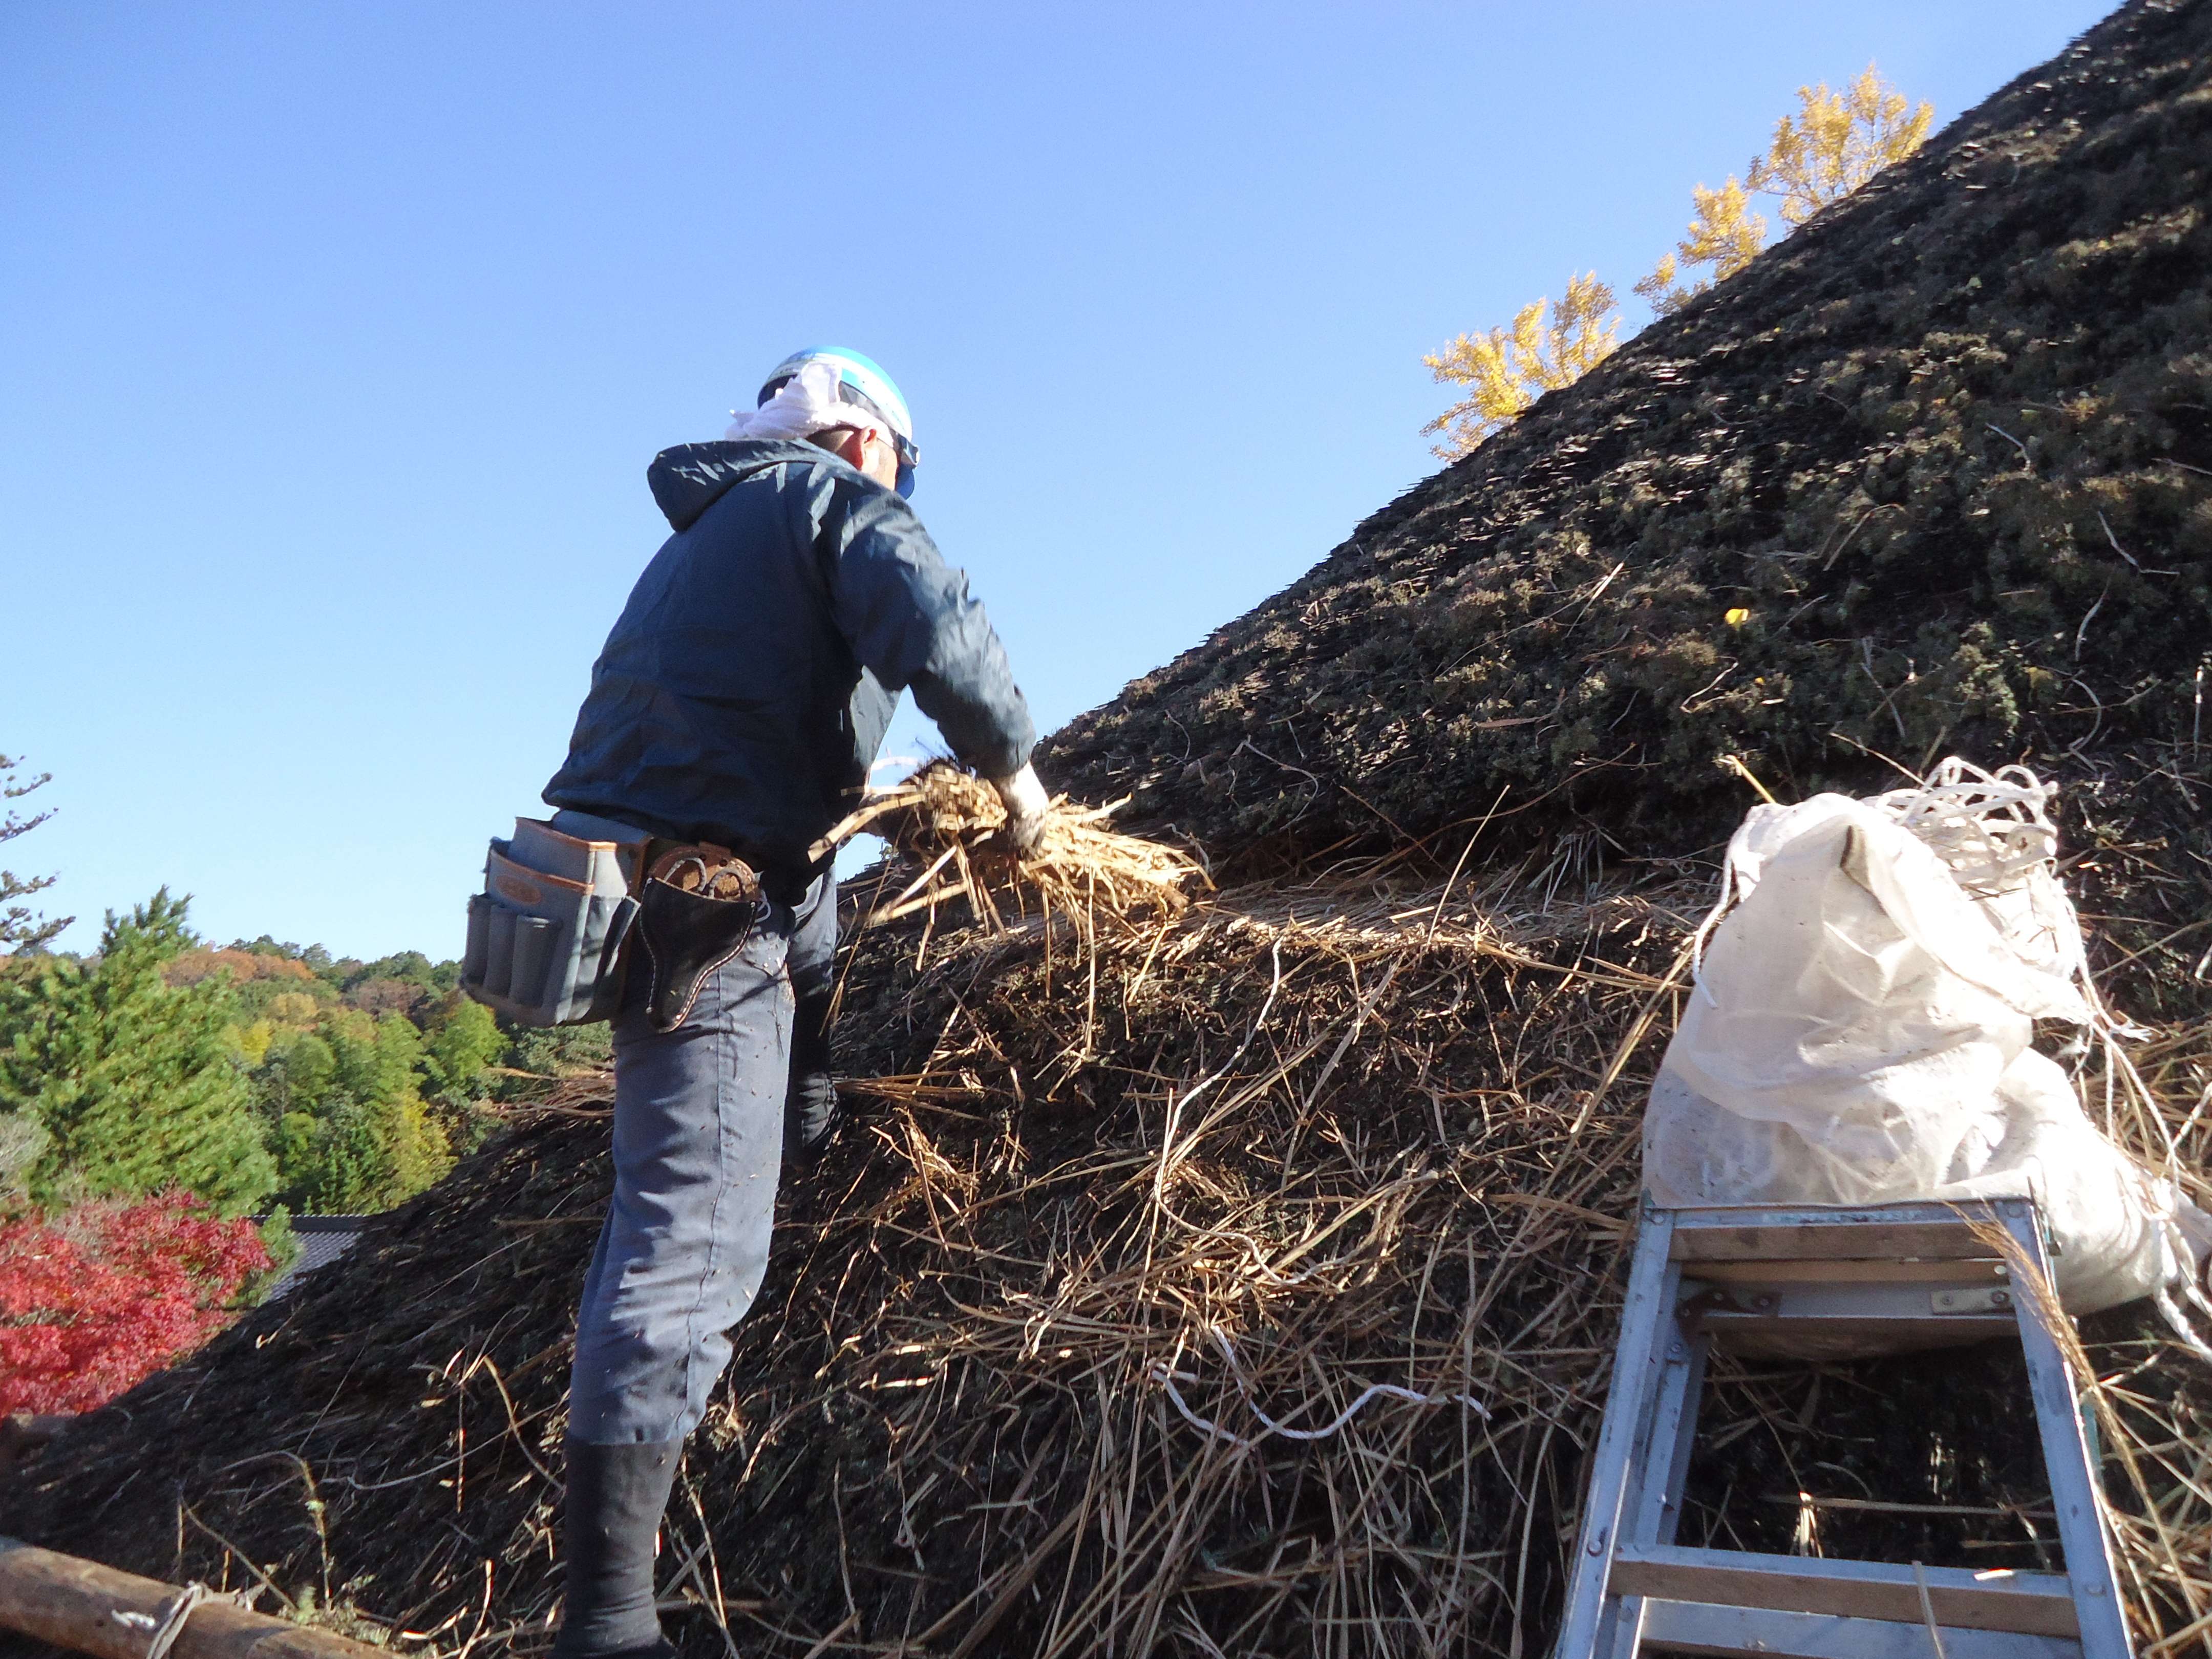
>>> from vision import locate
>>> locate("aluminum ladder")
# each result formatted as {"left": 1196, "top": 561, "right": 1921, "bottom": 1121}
{"left": 1553, "top": 1198, "right": 2132, "bottom": 1658}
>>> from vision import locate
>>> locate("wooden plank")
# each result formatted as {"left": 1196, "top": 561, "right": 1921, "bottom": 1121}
{"left": 1608, "top": 1545, "right": 2079, "bottom": 1638}
{"left": 1670, "top": 1216, "right": 1988, "bottom": 1264}
{"left": 1688, "top": 1258, "right": 2008, "bottom": 1286}
{"left": 1682, "top": 1277, "right": 2017, "bottom": 1360}
{"left": 1639, "top": 1596, "right": 2083, "bottom": 1657}
{"left": 0, "top": 1537, "right": 377, "bottom": 1659}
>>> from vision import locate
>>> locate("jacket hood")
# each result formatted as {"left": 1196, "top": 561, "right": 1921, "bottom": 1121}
{"left": 647, "top": 440, "right": 827, "bottom": 533}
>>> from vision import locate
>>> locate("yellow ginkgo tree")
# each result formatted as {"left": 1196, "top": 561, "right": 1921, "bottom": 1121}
{"left": 1749, "top": 62, "right": 1936, "bottom": 227}
{"left": 1423, "top": 272, "right": 1620, "bottom": 460}
{"left": 1633, "top": 177, "right": 1767, "bottom": 316}
{"left": 1638, "top": 62, "right": 1933, "bottom": 316}
{"left": 1427, "top": 62, "right": 1934, "bottom": 452}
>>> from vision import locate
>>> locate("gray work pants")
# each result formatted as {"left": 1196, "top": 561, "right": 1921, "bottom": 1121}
{"left": 566, "top": 871, "right": 837, "bottom": 1445}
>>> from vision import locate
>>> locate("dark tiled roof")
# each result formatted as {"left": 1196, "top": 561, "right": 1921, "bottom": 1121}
{"left": 259, "top": 1214, "right": 371, "bottom": 1300}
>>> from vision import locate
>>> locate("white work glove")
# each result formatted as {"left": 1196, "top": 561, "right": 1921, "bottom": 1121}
{"left": 991, "top": 762, "right": 1050, "bottom": 859}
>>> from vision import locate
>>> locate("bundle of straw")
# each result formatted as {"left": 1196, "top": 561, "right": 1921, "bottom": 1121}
{"left": 817, "top": 760, "right": 1206, "bottom": 930}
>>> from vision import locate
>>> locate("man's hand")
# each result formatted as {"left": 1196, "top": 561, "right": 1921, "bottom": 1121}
{"left": 991, "top": 763, "right": 1050, "bottom": 858}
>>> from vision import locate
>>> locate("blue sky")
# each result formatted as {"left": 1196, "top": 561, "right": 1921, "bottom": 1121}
{"left": 5, "top": 1, "right": 2115, "bottom": 959}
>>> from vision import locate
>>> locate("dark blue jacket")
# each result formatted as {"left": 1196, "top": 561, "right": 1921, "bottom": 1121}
{"left": 544, "top": 440, "right": 1035, "bottom": 871}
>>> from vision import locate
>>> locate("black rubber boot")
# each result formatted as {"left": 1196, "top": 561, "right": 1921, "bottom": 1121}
{"left": 552, "top": 1439, "right": 682, "bottom": 1659}
{"left": 785, "top": 989, "right": 840, "bottom": 1160}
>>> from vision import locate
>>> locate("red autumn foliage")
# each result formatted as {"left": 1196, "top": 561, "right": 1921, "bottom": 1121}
{"left": 0, "top": 1192, "right": 271, "bottom": 1414}
{"left": 162, "top": 947, "right": 318, "bottom": 988}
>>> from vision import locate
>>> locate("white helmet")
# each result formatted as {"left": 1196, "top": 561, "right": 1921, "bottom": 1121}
{"left": 757, "top": 347, "right": 919, "bottom": 497}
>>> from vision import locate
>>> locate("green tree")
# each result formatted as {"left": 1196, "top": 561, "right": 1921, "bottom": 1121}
{"left": 277, "top": 1099, "right": 387, "bottom": 1214}
{"left": 253, "top": 1027, "right": 337, "bottom": 1120}
{"left": 422, "top": 996, "right": 503, "bottom": 1102}
{"left": 2, "top": 754, "right": 70, "bottom": 952}
{"left": 274, "top": 1009, "right": 451, "bottom": 1211}
{"left": 0, "top": 890, "right": 276, "bottom": 1214}
{"left": 0, "top": 1108, "right": 48, "bottom": 1205}
{"left": 344, "top": 950, "right": 450, "bottom": 993}
{"left": 364, "top": 1017, "right": 454, "bottom": 1200}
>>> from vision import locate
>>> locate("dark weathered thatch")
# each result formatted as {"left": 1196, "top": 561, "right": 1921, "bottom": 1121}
{"left": 7, "top": 4, "right": 2211, "bottom": 1655}
{"left": 1047, "top": 0, "right": 2212, "bottom": 880}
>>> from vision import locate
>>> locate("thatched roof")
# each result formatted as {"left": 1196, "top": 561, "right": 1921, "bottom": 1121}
{"left": 1047, "top": 0, "right": 2212, "bottom": 875}
{"left": 7, "top": 5, "right": 2210, "bottom": 1656}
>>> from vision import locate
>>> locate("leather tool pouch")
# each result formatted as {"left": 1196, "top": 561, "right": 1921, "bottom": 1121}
{"left": 636, "top": 845, "right": 763, "bottom": 1033}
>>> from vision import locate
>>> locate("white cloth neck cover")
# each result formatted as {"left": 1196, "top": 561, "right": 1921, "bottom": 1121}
{"left": 724, "top": 360, "right": 894, "bottom": 450}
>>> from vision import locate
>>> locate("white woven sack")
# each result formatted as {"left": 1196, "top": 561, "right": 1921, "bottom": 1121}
{"left": 1644, "top": 759, "right": 2209, "bottom": 1326}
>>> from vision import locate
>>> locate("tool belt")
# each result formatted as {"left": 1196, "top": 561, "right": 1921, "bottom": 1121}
{"left": 462, "top": 816, "right": 780, "bottom": 1032}
{"left": 462, "top": 816, "right": 647, "bottom": 1027}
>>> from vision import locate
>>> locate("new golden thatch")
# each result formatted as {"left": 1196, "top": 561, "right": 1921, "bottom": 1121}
{"left": 820, "top": 760, "right": 1208, "bottom": 934}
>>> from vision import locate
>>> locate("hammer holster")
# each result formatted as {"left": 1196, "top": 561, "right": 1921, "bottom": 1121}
{"left": 634, "top": 845, "right": 762, "bottom": 1033}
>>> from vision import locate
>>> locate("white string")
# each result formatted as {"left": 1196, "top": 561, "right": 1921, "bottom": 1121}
{"left": 139, "top": 1584, "right": 210, "bottom": 1659}
{"left": 1147, "top": 1328, "right": 1488, "bottom": 1447}
{"left": 1867, "top": 756, "right": 2061, "bottom": 897}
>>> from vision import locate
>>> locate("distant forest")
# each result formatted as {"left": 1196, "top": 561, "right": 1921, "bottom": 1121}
{"left": 1, "top": 753, "right": 619, "bottom": 1412}
{"left": 1, "top": 889, "right": 608, "bottom": 1219}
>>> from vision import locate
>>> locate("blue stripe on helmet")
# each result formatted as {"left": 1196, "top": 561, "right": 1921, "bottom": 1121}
{"left": 759, "top": 347, "right": 914, "bottom": 444}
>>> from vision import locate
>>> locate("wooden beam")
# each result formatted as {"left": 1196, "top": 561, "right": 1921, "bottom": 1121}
{"left": 1682, "top": 1277, "right": 2020, "bottom": 1359}
{"left": 1637, "top": 1596, "right": 2083, "bottom": 1657}
{"left": 1609, "top": 1544, "right": 2080, "bottom": 1638}
{"left": 0, "top": 1538, "right": 382, "bottom": 1659}
{"left": 1687, "top": 1257, "right": 2008, "bottom": 1286}
{"left": 1663, "top": 1212, "right": 2000, "bottom": 1274}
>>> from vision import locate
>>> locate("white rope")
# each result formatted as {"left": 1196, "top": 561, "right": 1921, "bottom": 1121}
{"left": 1867, "top": 756, "right": 2061, "bottom": 897}
{"left": 1147, "top": 1328, "right": 1488, "bottom": 1447}
{"left": 112, "top": 1582, "right": 212, "bottom": 1659}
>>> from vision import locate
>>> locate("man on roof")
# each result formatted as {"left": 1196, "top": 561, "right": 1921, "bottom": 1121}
{"left": 540, "top": 347, "right": 1046, "bottom": 1659}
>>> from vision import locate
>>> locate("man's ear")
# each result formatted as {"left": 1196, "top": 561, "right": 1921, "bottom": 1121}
{"left": 812, "top": 426, "right": 866, "bottom": 468}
